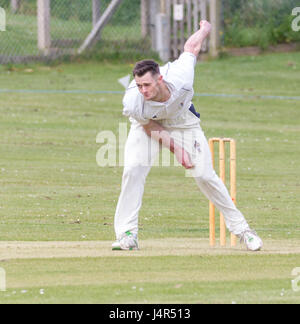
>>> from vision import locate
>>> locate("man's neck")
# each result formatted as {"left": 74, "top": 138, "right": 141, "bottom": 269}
{"left": 155, "top": 81, "right": 171, "bottom": 103}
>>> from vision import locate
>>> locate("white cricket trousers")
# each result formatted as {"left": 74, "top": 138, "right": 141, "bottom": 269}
{"left": 114, "top": 121, "right": 249, "bottom": 239}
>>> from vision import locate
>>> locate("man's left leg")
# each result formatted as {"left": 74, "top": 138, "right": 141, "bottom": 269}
{"left": 171, "top": 127, "right": 263, "bottom": 250}
{"left": 190, "top": 130, "right": 249, "bottom": 235}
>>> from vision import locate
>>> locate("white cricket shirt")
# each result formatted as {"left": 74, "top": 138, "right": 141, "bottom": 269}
{"left": 122, "top": 52, "right": 200, "bottom": 129}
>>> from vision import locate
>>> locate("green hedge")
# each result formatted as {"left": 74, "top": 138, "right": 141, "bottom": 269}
{"left": 223, "top": 0, "right": 300, "bottom": 48}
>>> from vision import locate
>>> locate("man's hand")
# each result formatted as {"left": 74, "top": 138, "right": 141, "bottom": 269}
{"left": 199, "top": 20, "right": 212, "bottom": 41}
{"left": 143, "top": 120, "right": 194, "bottom": 170}
{"left": 174, "top": 147, "right": 194, "bottom": 170}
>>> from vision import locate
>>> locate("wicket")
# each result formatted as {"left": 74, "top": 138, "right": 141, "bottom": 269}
{"left": 209, "top": 138, "right": 237, "bottom": 247}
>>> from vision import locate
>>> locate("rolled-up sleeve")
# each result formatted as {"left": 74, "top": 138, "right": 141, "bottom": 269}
{"left": 164, "top": 52, "right": 196, "bottom": 90}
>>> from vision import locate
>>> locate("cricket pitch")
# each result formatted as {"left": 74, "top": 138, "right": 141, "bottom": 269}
{"left": 0, "top": 238, "right": 300, "bottom": 260}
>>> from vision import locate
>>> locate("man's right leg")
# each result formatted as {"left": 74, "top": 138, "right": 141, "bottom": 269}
{"left": 114, "top": 122, "right": 160, "bottom": 244}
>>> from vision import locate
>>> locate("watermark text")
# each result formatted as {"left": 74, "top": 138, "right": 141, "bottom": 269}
{"left": 96, "top": 122, "right": 201, "bottom": 177}
{"left": 0, "top": 267, "right": 6, "bottom": 292}
{"left": 292, "top": 267, "right": 300, "bottom": 292}
{"left": 292, "top": 7, "right": 300, "bottom": 32}
{"left": 0, "top": 7, "right": 6, "bottom": 32}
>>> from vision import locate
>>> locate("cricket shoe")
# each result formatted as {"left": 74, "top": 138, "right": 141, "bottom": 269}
{"left": 112, "top": 231, "right": 139, "bottom": 251}
{"left": 239, "top": 229, "right": 263, "bottom": 251}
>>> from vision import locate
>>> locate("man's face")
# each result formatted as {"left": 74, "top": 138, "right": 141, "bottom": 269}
{"left": 135, "top": 72, "right": 162, "bottom": 101}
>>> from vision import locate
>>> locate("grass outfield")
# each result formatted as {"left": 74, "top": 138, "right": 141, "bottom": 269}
{"left": 0, "top": 52, "right": 299, "bottom": 303}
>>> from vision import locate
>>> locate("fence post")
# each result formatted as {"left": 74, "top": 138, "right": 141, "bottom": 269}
{"left": 141, "top": 0, "right": 149, "bottom": 37}
{"left": 92, "top": 0, "right": 102, "bottom": 41}
{"left": 200, "top": 0, "right": 207, "bottom": 52}
{"left": 155, "top": 0, "right": 170, "bottom": 62}
{"left": 149, "top": 0, "right": 160, "bottom": 51}
{"left": 11, "top": 0, "right": 21, "bottom": 14}
{"left": 93, "top": 0, "right": 101, "bottom": 27}
{"left": 209, "top": 0, "right": 221, "bottom": 57}
{"left": 37, "top": 0, "right": 51, "bottom": 53}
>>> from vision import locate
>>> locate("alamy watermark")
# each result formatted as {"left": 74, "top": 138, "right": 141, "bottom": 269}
{"left": 291, "top": 267, "right": 300, "bottom": 292}
{"left": 96, "top": 122, "right": 202, "bottom": 177}
{"left": 0, "top": 7, "right": 6, "bottom": 32}
{"left": 0, "top": 267, "right": 6, "bottom": 292}
{"left": 292, "top": 7, "right": 300, "bottom": 32}
{"left": 96, "top": 123, "right": 189, "bottom": 168}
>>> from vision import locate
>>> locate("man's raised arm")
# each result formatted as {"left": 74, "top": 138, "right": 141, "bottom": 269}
{"left": 184, "top": 20, "right": 212, "bottom": 57}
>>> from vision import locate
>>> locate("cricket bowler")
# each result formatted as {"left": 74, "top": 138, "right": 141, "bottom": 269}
{"left": 112, "top": 20, "right": 263, "bottom": 251}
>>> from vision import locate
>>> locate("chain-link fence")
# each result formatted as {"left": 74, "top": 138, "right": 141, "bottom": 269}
{"left": 0, "top": 0, "right": 299, "bottom": 64}
{"left": 0, "top": 0, "right": 152, "bottom": 63}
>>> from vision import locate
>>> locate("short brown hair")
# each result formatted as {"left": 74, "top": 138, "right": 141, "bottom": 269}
{"left": 133, "top": 60, "right": 160, "bottom": 77}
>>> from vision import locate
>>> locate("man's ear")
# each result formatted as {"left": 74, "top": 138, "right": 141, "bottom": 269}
{"left": 157, "top": 74, "right": 163, "bottom": 83}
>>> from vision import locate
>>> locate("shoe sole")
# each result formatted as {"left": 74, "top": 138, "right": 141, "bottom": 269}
{"left": 112, "top": 247, "right": 138, "bottom": 251}
{"left": 112, "top": 237, "right": 139, "bottom": 251}
{"left": 247, "top": 242, "right": 263, "bottom": 252}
